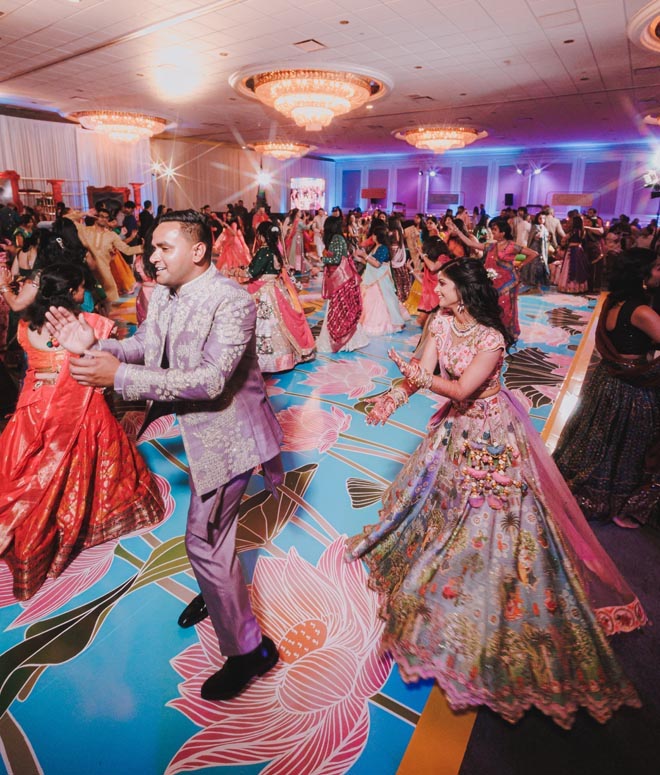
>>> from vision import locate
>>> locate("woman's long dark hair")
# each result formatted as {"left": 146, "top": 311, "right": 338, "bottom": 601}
{"left": 372, "top": 227, "right": 392, "bottom": 260}
{"left": 568, "top": 216, "right": 584, "bottom": 242}
{"left": 24, "top": 263, "right": 84, "bottom": 330}
{"left": 323, "top": 215, "right": 344, "bottom": 249}
{"left": 256, "top": 220, "right": 282, "bottom": 269}
{"left": 441, "top": 258, "right": 514, "bottom": 348}
{"left": 608, "top": 248, "right": 657, "bottom": 302}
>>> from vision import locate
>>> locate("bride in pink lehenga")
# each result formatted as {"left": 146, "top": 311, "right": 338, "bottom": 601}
{"left": 213, "top": 219, "right": 251, "bottom": 278}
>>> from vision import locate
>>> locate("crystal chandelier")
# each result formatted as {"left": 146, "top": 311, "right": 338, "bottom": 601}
{"left": 232, "top": 67, "right": 389, "bottom": 132}
{"left": 69, "top": 111, "right": 168, "bottom": 143}
{"left": 249, "top": 141, "right": 315, "bottom": 160}
{"left": 394, "top": 126, "right": 488, "bottom": 154}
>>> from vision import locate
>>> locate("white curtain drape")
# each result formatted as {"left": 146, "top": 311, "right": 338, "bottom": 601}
{"left": 0, "top": 114, "right": 156, "bottom": 207}
{"left": 150, "top": 138, "right": 336, "bottom": 213}
{"left": 0, "top": 115, "right": 332, "bottom": 212}
{"left": 0, "top": 115, "right": 80, "bottom": 179}
{"left": 76, "top": 127, "right": 156, "bottom": 204}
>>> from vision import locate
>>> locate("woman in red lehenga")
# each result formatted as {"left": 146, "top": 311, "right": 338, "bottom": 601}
{"left": 317, "top": 215, "right": 368, "bottom": 353}
{"left": 0, "top": 263, "right": 163, "bottom": 600}
{"left": 213, "top": 218, "right": 251, "bottom": 279}
{"left": 450, "top": 217, "right": 538, "bottom": 342}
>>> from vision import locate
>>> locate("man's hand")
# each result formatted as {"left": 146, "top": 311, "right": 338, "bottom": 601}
{"left": 68, "top": 350, "right": 120, "bottom": 387}
{"left": 45, "top": 307, "right": 97, "bottom": 354}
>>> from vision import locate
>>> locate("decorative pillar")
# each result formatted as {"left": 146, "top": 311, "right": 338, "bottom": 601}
{"left": 47, "top": 179, "right": 65, "bottom": 206}
{"left": 0, "top": 170, "right": 23, "bottom": 211}
{"left": 129, "top": 182, "right": 143, "bottom": 209}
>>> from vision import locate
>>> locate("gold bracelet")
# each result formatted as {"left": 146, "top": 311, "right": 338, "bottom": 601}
{"left": 408, "top": 366, "right": 433, "bottom": 390}
{"left": 388, "top": 386, "right": 409, "bottom": 408}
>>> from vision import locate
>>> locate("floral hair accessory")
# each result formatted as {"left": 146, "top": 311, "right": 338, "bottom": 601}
{"left": 486, "top": 268, "right": 499, "bottom": 282}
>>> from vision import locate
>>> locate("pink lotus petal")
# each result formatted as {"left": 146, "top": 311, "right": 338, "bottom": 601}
{"left": 167, "top": 539, "right": 391, "bottom": 774}
{"left": 9, "top": 541, "right": 118, "bottom": 628}
{"left": 166, "top": 710, "right": 313, "bottom": 772}
{"left": 170, "top": 642, "right": 213, "bottom": 680}
{"left": 301, "top": 359, "right": 387, "bottom": 400}
{"left": 137, "top": 414, "right": 179, "bottom": 442}
{"left": 0, "top": 562, "right": 18, "bottom": 608}
{"left": 278, "top": 404, "right": 351, "bottom": 454}
{"left": 519, "top": 321, "right": 570, "bottom": 347}
{"left": 355, "top": 646, "right": 393, "bottom": 697}
{"left": 262, "top": 703, "right": 369, "bottom": 775}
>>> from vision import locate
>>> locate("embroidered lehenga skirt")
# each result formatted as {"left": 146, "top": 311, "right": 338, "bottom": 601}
{"left": 347, "top": 389, "right": 644, "bottom": 728}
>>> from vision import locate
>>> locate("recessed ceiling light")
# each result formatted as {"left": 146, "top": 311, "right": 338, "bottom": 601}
{"left": 414, "top": 65, "right": 423, "bottom": 69}
{"left": 563, "top": 39, "right": 574, "bottom": 44}
{"left": 219, "top": 52, "right": 229, "bottom": 57}
{"left": 339, "top": 20, "right": 349, "bottom": 25}
{"left": 366, "top": 104, "right": 374, "bottom": 110}
{"left": 136, "top": 73, "right": 144, "bottom": 77}
{"left": 459, "top": 92, "right": 467, "bottom": 96}
{"left": 580, "top": 76, "right": 589, "bottom": 81}
{"left": 456, "top": 116, "right": 472, "bottom": 121}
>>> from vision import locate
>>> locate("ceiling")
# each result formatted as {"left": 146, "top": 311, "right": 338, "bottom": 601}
{"left": 1, "top": 0, "right": 659, "bottom": 158}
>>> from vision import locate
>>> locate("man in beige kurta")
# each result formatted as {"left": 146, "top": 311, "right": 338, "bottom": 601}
{"left": 77, "top": 208, "right": 142, "bottom": 302}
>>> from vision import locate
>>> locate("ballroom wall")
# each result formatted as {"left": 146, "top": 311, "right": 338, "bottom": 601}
{"left": 1, "top": 113, "right": 658, "bottom": 223}
{"left": 332, "top": 144, "right": 660, "bottom": 223}
{"left": 150, "top": 138, "right": 336, "bottom": 214}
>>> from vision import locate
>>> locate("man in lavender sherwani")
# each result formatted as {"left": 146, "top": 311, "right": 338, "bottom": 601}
{"left": 45, "top": 210, "right": 283, "bottom": 701}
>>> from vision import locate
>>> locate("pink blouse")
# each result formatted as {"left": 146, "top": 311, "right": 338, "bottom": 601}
{"left": 430, "top": 313, "right": 505, "bottom": 393}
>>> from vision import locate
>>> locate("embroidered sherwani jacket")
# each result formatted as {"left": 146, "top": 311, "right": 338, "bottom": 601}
{"left": 100, "top": 266, "right": 283, "bottom": 495}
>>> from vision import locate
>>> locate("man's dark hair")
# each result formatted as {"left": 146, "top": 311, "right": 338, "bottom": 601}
{"left": 124, "top": 200, "right": 136, "bottom": 209}
{"left": 159, "top": 209, "right": 212, "bottom": 260}
{"left": 96, "top": 207, "right": 110, "bottom": 217}
{"left": 144, "top": 200, "right": 152, "bottom": 209}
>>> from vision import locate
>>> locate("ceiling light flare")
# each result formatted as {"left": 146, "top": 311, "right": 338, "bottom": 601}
{"left": 231, "top": 65, "right": 390, "bottom": 132}
{"left": 248, "top": 141, "right": 315, "bottom": 160}
{"left": 69, "top": 110, "right": 168, "bottom": 143}
{"left": 394, "top": 126, "right": 488, "bottom": 154}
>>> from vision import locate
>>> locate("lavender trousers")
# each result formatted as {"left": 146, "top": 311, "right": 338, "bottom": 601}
{"left": 185, "top": 469, "right": 262, "bottom": 657}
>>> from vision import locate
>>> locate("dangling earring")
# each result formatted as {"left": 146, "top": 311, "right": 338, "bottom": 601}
{"left": 458, "top": 300, "right": 465, "bottom": 314}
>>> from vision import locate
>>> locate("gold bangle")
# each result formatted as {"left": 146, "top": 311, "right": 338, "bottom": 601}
{"left": 408, "top": 366, "right": 433, "bottom": 390}
{"left": 388, "top": 386, "right": 409, "bottom": 408}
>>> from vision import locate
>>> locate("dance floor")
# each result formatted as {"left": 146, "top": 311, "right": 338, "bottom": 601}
{"left": 0, "top": 288, "right": 626, "bottom": 775}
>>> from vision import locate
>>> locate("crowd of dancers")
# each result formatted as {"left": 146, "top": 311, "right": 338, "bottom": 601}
{"left": 0, "top": 196, "right": 658, "bottom": 730}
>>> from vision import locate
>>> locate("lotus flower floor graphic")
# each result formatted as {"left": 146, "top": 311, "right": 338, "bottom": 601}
{"left": 0, "top": 290, "right": 595, "bottom": 774}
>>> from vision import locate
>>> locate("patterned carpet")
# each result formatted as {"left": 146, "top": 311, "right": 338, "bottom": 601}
{"left": 0, "top": 287, "right": 599, "bottom": 775}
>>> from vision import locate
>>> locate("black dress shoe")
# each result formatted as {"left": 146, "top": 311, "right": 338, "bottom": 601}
{"left": 201, "top": 636, "right": 279, "bottom": 701}
{"left": 177, "top": 593, "right": 209, "bottom": 628}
